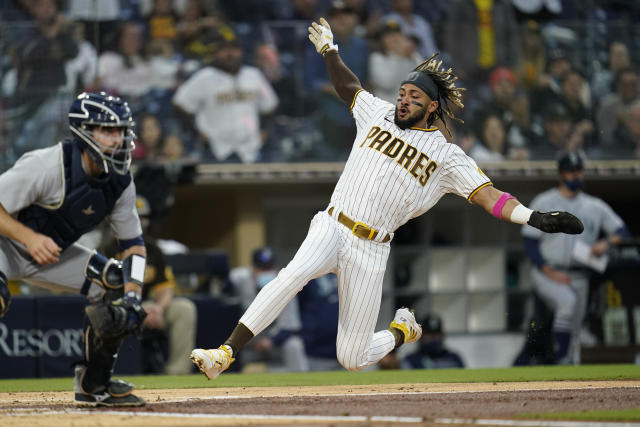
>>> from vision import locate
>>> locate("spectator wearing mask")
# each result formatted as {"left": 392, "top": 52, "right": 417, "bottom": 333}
{"left": 402, "top": 314, "right": 465, "bottom": 369}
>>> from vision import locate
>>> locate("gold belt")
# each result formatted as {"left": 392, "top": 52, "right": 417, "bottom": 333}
{"left": 328, "top": 207, "right": 390, "bottom": 243}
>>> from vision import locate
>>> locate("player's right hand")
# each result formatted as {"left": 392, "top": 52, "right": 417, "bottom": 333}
{"left": 25, "top": 232, "right": 61, "bottom": 264}
{"left": 308, "top": 17, "right": 338, "bottom": 55}
{"left": 527, "top": 211, "right": 584, "bottom": 234}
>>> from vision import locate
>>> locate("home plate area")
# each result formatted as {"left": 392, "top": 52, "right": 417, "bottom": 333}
{"left": 1, "top": 382, "right": 639, "bottom": 426}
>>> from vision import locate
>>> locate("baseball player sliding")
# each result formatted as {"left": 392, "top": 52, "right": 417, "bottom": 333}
{"left": 190, "top": 18, "right": 584, "bottom": 378}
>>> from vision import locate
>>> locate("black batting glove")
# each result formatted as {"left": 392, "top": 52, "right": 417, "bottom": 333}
{"left": 528, "top": 211, "right": 584, "bottom": 234}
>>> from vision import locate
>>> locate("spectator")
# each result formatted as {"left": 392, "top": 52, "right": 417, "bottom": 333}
{"left": 475, "top": 67, "right": 531, "bottom": 156}
{"left": 97, "top": 21, "right": 152, "bottom": 100}
{"left": 9, "top": 0, "right": 78, "bottom": 158}
{"left": 522, "top": 152, "right": 630, "bottom": 364}
{"left": 444, "top": 0, "right": 519, "bottom": 95}
{"left": 401, "top": 314, "right": 464, "bottom": 369}
{"left": 368, "top": 20, "right": 421, "bottom": 103}
{"left": 591, "top": 41, "right": 630, "bottom": 103}
{"left": 558, "top": 69, "right": 592, "bottom": 125}
{"left": 63, "top": 21, "right": 99, "bottom": 94}
{"left": 513, "top": 20, "right": 546, "bottom": 93}
{"left": 173, "top": 35, "right": 278, "bottom": 163}
{"left": 161, "top": 134, "right": 186, "bottom": 161}
{"left": 176, "top": 0, "right": 223, "bottom": 65}
{"left": 67, "top": 0, "right": 122, "bottom": 54}
{"left": 341, "top": 0, "right": 386, "bottom": 38}
{"left": 134, "top": 195, "right": 197, "bottom": 375}
{"left": 146, "top": 0, "right": 180, "bottom": 42}
{"left": 253, "top": 42, "right": 304, "bottom": 117}
{"left": 530, "top": 49, "right": 571, "bottom": 118}
{"left": 530, "top": 102, "right": 591, "bottom": 160}
{"left": 133, "top": 114, "right": 163, "bottom": 162}
{"left": 612, "top": 100, "right": 640, "bottom": 159}
{"left": 268, "top": 0, "right": 320, "bottom": 55}
{"left": 596, "top": 67, "right": 639, "bottom": 148}
{"left": 382, "top": 0, "right": 438, "bottom": 58}
{"left": 465, "top": 114, "right": 507, "bottom": 162}
{"left": 304, "top": 1, "right": 369, "bottom": 160}
{"left": 146, "top": 39, "right": 183, "bottom": 91}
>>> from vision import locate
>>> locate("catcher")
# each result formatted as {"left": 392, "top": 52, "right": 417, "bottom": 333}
{"left": 0, "top": 92, "right": 147, "bottom": 407}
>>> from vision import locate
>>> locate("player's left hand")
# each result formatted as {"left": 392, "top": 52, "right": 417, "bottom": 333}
{"left": 308, "top": 17, "right": 338, "bottom": 55}
{"left": 528, "top": 211, "right": 584, "bottom": 234}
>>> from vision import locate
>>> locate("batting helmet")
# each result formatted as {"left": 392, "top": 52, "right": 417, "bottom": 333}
{"left": 68, "top": 92, "right": 136, "bottom": 175}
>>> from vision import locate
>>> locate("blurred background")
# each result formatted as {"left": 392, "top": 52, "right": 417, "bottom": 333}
{"left": 1, "top": 0, "right": 640, "bottom": 376}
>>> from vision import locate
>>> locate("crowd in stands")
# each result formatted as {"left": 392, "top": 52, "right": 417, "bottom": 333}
{"left": 2, "top": 0, "right": 640, "bottom": 172}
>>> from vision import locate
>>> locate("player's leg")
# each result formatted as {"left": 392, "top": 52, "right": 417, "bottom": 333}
{"left": 334, "top": 237, "right": 398, "bottom": 371}
{"left": 163, "top": 297, "right": 197, "bottom": 375}
{"left": 568, "top": 273, "right": 590, "bottom": 365}
{"left": 531, "top": 268, "right": 577, "bottom": 364}
{"left": 28, "top": 244, "right": 145, "bottom": 406}
{"left": 191, "top": 211, "right": 341, "bottom": 379}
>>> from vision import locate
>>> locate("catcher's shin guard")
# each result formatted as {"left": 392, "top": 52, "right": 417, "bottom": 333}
{"left": 76, "top": 318, "right": 145, "bottom": 407}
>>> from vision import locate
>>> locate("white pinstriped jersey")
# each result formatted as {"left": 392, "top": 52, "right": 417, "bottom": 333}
{"left": 330, "top": 90, "right": 491, "bottom": 233}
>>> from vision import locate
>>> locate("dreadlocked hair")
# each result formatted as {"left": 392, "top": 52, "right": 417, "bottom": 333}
{"left": 413, "top": 52, "right": 465, "bottom": 136}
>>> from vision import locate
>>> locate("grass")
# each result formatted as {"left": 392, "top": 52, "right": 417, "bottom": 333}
{"left": 518, "top": 408, "right": 640, "bottom": 421}
{"left": 1, "top": 364, "right": 639, "bottom": 392}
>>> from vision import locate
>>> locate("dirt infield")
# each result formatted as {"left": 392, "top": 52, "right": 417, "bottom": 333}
{"left": 1, "top": 381, "right": 639, "bottom": 426}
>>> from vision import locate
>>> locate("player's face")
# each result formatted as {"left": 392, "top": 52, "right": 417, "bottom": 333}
{"left": 394, "top": 84, "right": 438, "bottom": 129}
{"left": 92, "top": 126, "right": 125, "bottom": 151}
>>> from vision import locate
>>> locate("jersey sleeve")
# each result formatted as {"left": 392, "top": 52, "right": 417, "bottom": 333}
{"left": 107, "top": 181, "right": 143, "bottom": 241}
{"left": 172, "top": 69, "right": 207, "bottom": 114}
{"left": 255, "top": 68, "right": 279, "bottom": 114}
{"left": 441, "top": 144, "right": 492, "bottom": 201}
{"left": 350, "top": 89, "right": 392, "bottom": 132}
{"left": 0, "top": 145, "right": 63, "bottom": 214}
{"left": 596, "top": 198, "right": 625, "bottom": 235}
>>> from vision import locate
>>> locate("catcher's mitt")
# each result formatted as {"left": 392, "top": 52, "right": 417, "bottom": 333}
{"left": 528, "top": 211, "right": 584, "bottom": 234}
{"left": 85, "top": 292, "right": 147, "bottom": 340}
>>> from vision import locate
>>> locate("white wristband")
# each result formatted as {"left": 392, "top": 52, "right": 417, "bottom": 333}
{"left": 510, "top": 204, "right": 534, "bottom": 224}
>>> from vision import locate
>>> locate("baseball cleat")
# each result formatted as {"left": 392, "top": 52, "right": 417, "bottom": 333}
{"left": 390, "top": 307, "right": 422, "bottom": 344}
{"left": 73, "top": 365, "right": 145, "bottom": 407}
{"left": 190, "top": 345, "right": 235, "bottom": 380}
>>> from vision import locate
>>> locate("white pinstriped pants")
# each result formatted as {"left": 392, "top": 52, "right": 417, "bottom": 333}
{"left": 240, "top": 210, "right": 396, "bottom": 371}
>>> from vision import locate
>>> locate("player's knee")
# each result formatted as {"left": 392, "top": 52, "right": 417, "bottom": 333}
{"left": 0, "top": 271, "right": 11, "bottom": 317}
{"left": 336, "top": 351, "right": 365, "bottom": 372}
{"left": 556, "top": 291, "right": 577, "bottom": 319}
{"left": 167, "top": 297, "right": 197, "bottom": 324}
{"left": 85, "top": 252, "right": 124, "bottom": 290}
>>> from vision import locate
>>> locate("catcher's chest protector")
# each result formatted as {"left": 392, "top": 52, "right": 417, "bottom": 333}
{"left": 18, "top": 140, "right": 131, "bottom": 250}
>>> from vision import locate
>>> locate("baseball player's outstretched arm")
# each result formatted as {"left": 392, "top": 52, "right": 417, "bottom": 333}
{"left": 308, "top": 18, "right": 363, "bottom": 105}
{"left": 471, "top": 186, "right": 584, "bottom": 234}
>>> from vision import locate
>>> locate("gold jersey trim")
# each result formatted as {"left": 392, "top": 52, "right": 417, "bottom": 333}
{"left": 467, "top": 181, "right": 493, "bottom": 202}
{"left": 409, "top": 126, "right": 439, "bottom": 132}
{"left": 350, "top": 89, "right": 365, "bottom": 115}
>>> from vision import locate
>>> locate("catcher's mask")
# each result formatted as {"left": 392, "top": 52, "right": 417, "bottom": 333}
{"left": 68, "top": 92, "right": 136, "bottom": 175}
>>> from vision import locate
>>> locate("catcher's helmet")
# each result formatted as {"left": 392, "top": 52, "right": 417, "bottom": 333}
{"left": 68, "top": 92, "right": 135, "bottom": 175}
